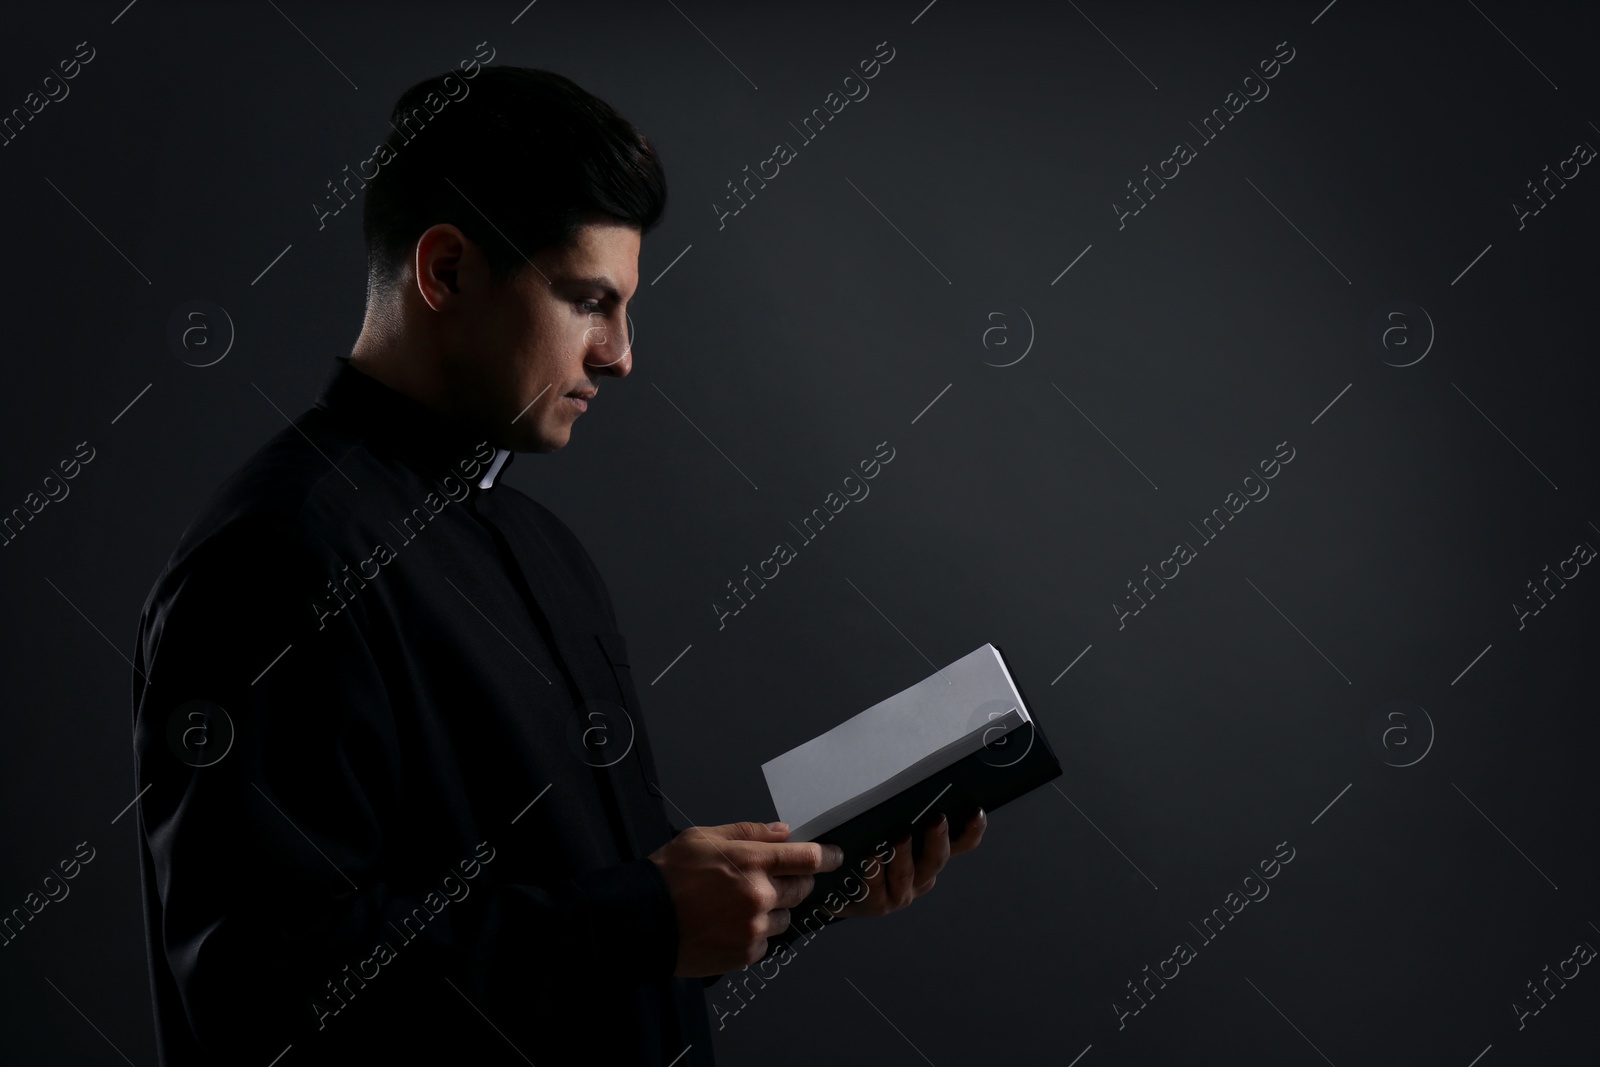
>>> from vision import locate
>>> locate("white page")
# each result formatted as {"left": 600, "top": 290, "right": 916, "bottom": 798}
{"left": 761, "top": 643, "right": 1030, "bottom": 832}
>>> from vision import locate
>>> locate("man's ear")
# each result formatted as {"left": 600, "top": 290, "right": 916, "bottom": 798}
{"left": 414, "top": 224, "right": 468, "bottom": 311}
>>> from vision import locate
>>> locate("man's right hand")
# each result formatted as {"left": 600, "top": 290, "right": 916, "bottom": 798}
{"left": 648, "top": 821, "right": 843, "bottom": 977}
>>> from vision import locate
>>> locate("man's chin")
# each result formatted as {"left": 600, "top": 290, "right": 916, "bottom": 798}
{"left": 521, "top": 426, "right": 569, "bottom": 454}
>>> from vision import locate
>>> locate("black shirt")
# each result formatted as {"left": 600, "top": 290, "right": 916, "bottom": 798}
{"left": 131, "top": 357, "right": 715, "bottom": 1065}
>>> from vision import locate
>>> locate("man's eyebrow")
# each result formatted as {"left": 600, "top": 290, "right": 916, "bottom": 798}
{"left": 557, "top": 275, "right": 627, "bottom": 301}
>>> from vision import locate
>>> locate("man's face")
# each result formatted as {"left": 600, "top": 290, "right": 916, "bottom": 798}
{"left": 458, "top": 219, "right": 640, "bottom": 452}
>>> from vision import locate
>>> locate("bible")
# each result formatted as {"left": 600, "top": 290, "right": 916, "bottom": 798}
{"left": 760, "top": 643, "right": 1061, "bottom": 928}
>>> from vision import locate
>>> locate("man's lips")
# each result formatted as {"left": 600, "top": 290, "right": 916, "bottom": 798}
{"left": 563, "top": 387, "right": 596, "bottom": 413}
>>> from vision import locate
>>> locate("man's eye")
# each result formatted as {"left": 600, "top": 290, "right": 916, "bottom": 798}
{"left": 579, "top": 299, "right": 603, "bottom": 314}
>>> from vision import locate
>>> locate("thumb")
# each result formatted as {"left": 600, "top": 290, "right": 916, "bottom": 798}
{"left": 718, "top": 820, "right": 790, "bottom": 841}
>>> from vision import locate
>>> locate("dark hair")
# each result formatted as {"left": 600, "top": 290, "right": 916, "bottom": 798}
{"left": 361, "top": 65, "right": 667, "bottom": 290}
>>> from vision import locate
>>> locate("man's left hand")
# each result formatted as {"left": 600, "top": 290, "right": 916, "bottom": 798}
{"left": 837, "top": 808, "right": 986, "bottom": 918}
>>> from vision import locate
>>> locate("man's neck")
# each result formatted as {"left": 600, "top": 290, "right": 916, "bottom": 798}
{"left": 347, "top": 316, "right": 457, "bottom": 421}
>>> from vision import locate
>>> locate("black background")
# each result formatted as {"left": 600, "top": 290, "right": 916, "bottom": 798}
{"left": 2, "top": 1, "right": 1597, "bottom": 1063}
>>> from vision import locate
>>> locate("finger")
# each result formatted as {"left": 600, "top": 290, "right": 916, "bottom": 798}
{"left": 712, "top": 820, "right": 792, "bottom": 842}
{"left": 769, "top": 873, "right": 816, "bottom": 910}
{"left": 915, "top": 814, "right": 952, "bottom": 887}
{"left": 765, "top": 908, "right": 791, "bottom": 938}
{"left": 755, "top": 840, "right": 844, "bottom": 876}
{"left": 949, "top": 808, "right": 986, "bottom": 854}
{"left": 846, "top": 846, "right": 887, "bottom": 911}
{"left": 886, "top": 834, "right": 915, "bottom": 907}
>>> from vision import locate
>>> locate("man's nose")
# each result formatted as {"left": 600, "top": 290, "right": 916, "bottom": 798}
{"left": 585, "top": 319, "right": 632, "bottom": 377}
{"left": 587, "top": 347, "right": 631, "bottom": 377}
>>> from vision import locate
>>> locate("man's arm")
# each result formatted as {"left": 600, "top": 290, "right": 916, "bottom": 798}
{"left": 132, "top": 519, "right": 682, "bottom": 1058}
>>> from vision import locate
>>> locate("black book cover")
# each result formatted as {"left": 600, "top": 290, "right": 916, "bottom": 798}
{"left": 764, "top": 650, "right": 1062, "bottom": 952}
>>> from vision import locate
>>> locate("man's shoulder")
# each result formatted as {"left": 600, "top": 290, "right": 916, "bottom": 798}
{"left": 150, "top": 409, "right": 368, "bottom": 599}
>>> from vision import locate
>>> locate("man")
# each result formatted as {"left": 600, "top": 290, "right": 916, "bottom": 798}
{"left": 132, "top": 66, "right": 984, "bottom": 1065}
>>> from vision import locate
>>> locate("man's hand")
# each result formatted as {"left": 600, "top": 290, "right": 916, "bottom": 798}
{"left": 649, "top": 821, "right": 843, "bottom": 977}
{"left": 838, "top": 807, "right": 986, "bottom": 918}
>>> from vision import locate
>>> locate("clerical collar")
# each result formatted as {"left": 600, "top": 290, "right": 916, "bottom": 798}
{"left": 314, "top": 356, "right": 517, "bottom": 491}
{"left": 478, "top": 447, "right": 512, "bottom": 489}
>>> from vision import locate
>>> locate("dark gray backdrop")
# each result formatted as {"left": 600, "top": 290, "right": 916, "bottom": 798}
{"left": 3, "top": 1, "right": 1597, "bottom": 1063}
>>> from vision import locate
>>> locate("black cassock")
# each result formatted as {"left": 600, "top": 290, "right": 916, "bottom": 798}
{"left": 132, "top": 357, "right": 717, "bottom": 1065}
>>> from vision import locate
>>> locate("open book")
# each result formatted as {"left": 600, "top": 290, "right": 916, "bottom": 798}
{"left": 761, "top": 644, "right": 1061, "bottom": 910}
